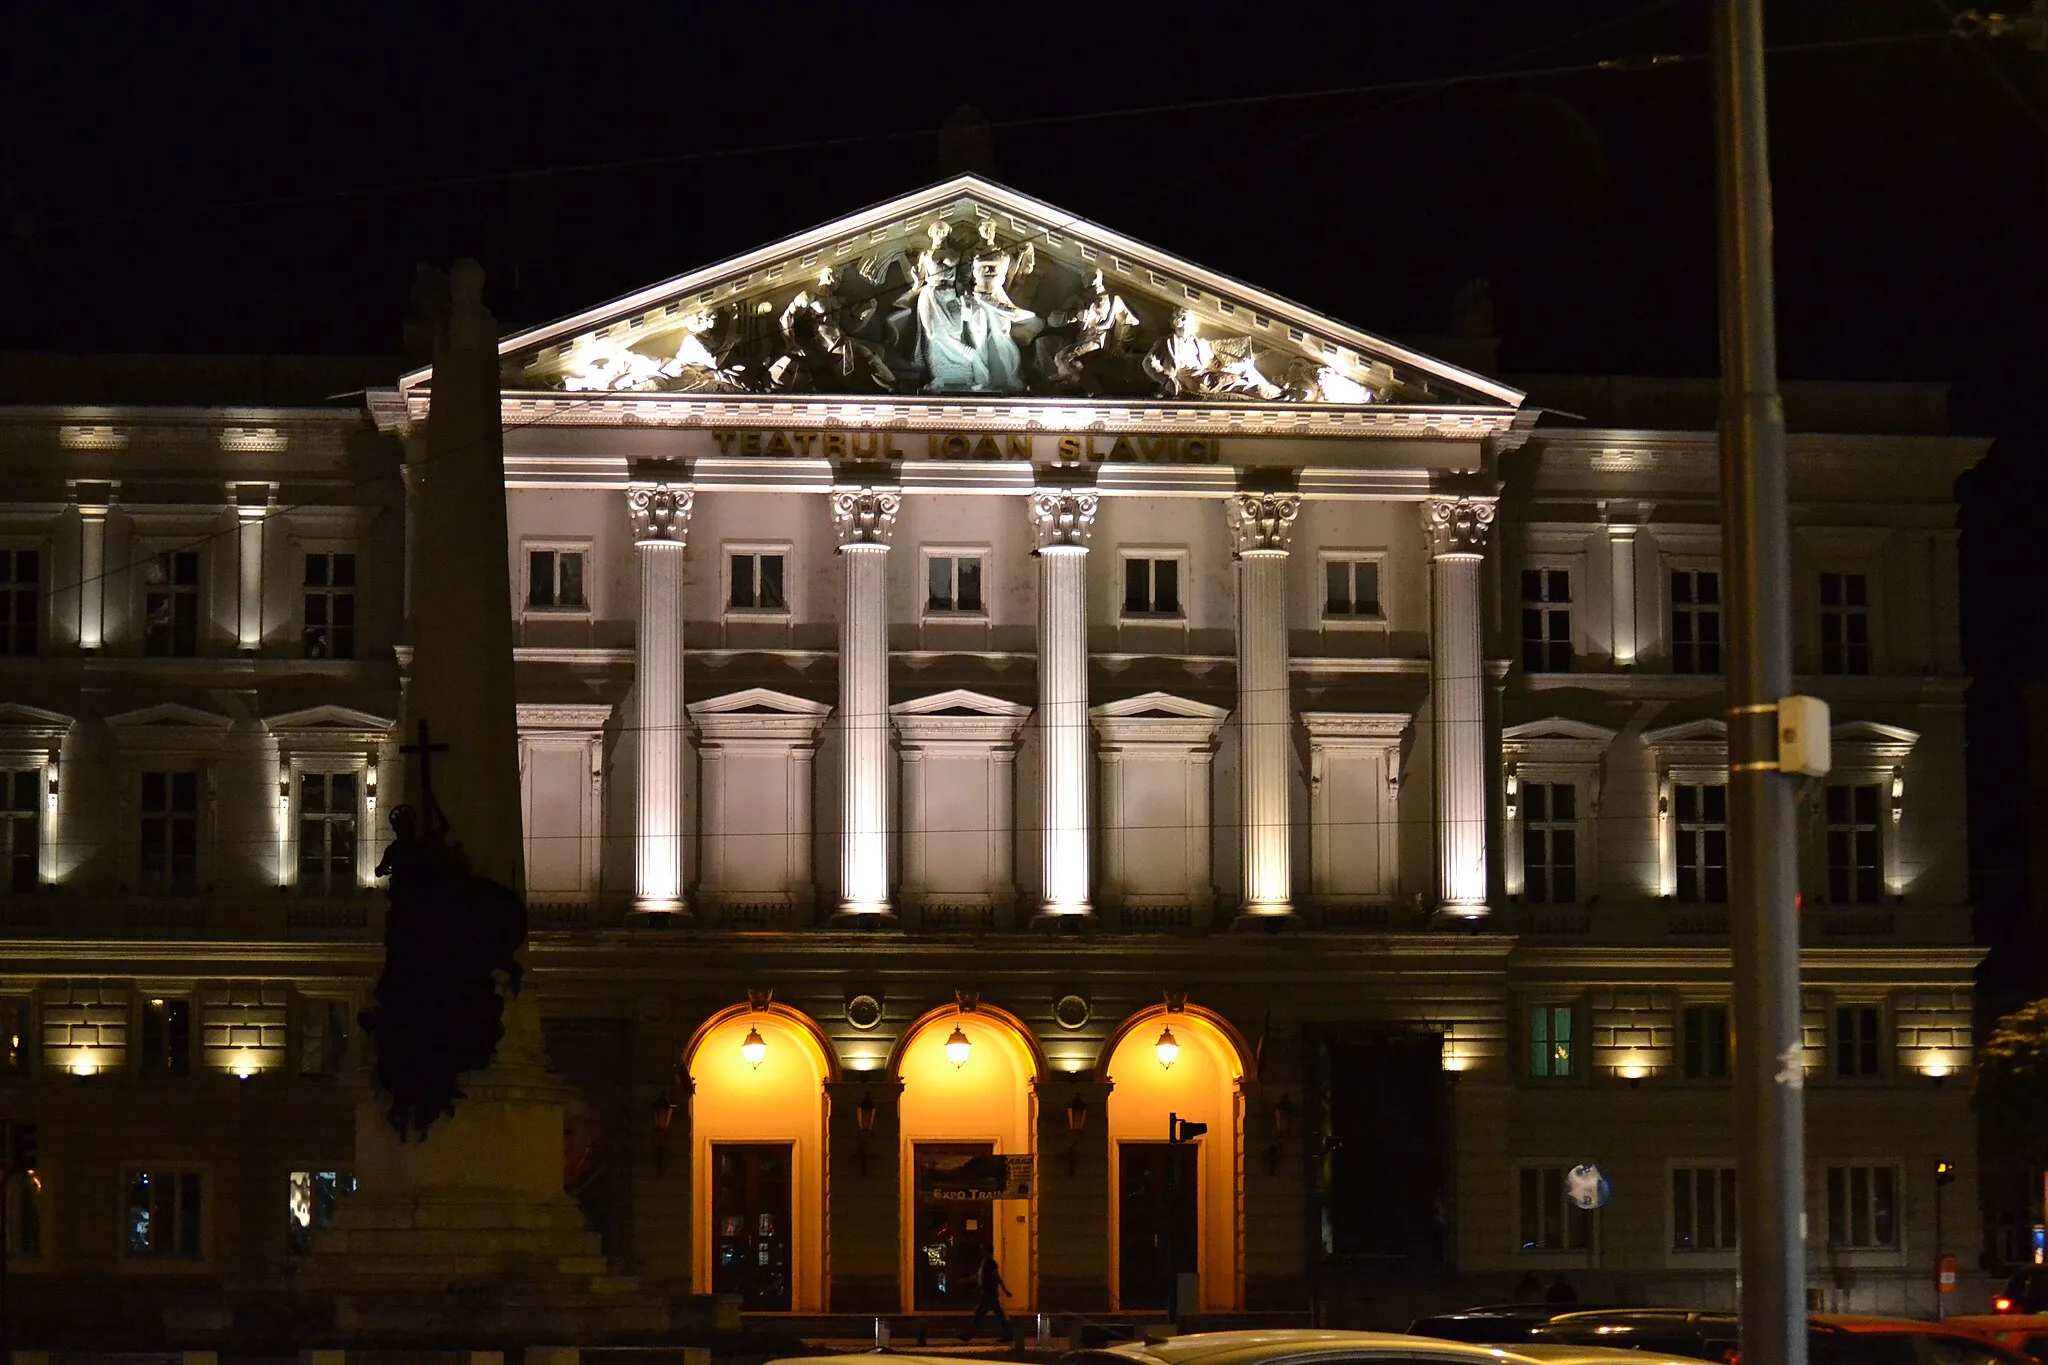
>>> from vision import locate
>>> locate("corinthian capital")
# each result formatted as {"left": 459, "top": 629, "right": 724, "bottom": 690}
{"left": 627, "top": 481, "right": 694, "bottom": 545}
{"left": 1422, "top": 497, "right": 1496, "bottom": 559}
{"left": 1225, "top": 492, "right": 1300, "bottom": 556}
{"left": 830, "top": 487, "right": 901, "bottom": 547}
{"left": 1029, "top": 490, "right": 1099, "bottom": 550}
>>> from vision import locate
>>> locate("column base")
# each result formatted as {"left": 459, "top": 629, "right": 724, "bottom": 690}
{"left": 627, "top": 899, "right": 690, "bottom": 927}
{"left": 1432, "top": 900, "right": 1492, "bottom": 925}
{"left": 1230, "top": 904, "right": 1296, "bottom": 932}
{"left": 1032, "top": 905, "right": 1096, "bottom": 932}
{"left": 828, "top": 907, "right": 901, "bottom": 931}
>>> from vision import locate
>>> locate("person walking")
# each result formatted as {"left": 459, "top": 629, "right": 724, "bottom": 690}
{"left": 961, "top": 1245, "right": 1012, "bottom": 1343}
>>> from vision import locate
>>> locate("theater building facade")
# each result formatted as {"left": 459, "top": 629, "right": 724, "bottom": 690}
{"left": 0, "top": 177, "right": 1987, "bottom": 1321}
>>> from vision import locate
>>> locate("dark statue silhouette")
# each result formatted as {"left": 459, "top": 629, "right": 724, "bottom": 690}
{"left": 359, "top": 723, "right": 527, "bottom": 1141}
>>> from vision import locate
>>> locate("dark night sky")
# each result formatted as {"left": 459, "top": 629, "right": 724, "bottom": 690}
{"left": 4, "top": 1, "right": 2045, "bottom": 971}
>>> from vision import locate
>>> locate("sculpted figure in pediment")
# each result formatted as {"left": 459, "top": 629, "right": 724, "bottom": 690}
{"left": 557, "top": 333, "right": 668, "bottom": 392}
{"left": 650, "top": 308, "right": 750, "bottom": 393}
{"left": 767, "top": 267, "right": 896, "bottom": 392}
{"left": 1144, "top": 308, "right": 1281, "bottom": 400}
{"left": 857, "top": 217, "right": 1041, "bottom": 394}
{"left": 1279, "top": 357, "right": 1377, "bottom": 404}
{"left": 1038, "top": 269, "right": 1141, "bottom": 393}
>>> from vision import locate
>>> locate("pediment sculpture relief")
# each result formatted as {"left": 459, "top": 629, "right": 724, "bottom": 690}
{"left": 523, "top": 217, "right": 1418, "bottom": 404}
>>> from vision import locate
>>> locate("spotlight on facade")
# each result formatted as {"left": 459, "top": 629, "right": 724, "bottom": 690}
{"left": 70, "top": 1050, "right": 96, "bottom": 1078}
{"left": 1924, "top": 1054, "right": 1952, "bottom": 1081}
{"left": 945, "top": 1025, "right": 972, "bottom": 1068}
{"left": 741, "top": 1026, "right": 767, "bottom": 1069}
{"left": 1155, "top": 1026, "right": 1179, "bottom": 1069}
{"left": 232, "top": 1052, "right": 257, "bottom": 1080}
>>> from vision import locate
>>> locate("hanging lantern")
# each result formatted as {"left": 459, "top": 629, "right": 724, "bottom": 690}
{"left": 1156, "top": 1025, "right": 1180, "bottom": 1070}
{"left": 740, "top": 1025, "right": 767, "bottom": 1069}
{"left": 945, "top": 1025, "right": 972, "bottom": 1068}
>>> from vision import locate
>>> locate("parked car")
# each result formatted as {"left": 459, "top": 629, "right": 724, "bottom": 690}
{"left": 1409, "top": 1306, "right": 1623, "bottom": 1344}
{"left": 1809, "top": 1314, "right": 2041, "bottom": 1365}
{"left": 1527, "top": 1309, "right": 1740, "bottom": 1362}
{"left": 1064, "top": 1327, "right": 1711, "bottom": 1365}
{"left": 1997, "top": 1271, "right": 2048, "bottom": 1315}
{"left": 1943, "top": 1314, "right": 2048, "bottom": 1363}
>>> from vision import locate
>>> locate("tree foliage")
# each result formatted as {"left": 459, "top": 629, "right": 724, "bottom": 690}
{"left": 1975, "top": 1000, "right": 2048, "bottom": 1169}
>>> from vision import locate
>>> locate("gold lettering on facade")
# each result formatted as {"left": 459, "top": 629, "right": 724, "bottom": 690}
{"left": 705, "top": 429, "right": 1222, "bottom": 464}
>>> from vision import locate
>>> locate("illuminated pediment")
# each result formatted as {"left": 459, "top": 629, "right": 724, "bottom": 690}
{"left": 453, "top": 177, "right": 1518, "bottom": 412}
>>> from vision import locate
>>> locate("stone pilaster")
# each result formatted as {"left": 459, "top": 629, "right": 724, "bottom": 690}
{"left": 628, "top": 471, "right": 693, "bottom": 918}
{"left": 230, "top": 481, "right": 275, "bottom": 651}
{"left": 69, "top": 480, "right": 116, "bottom": 651}
{"left": 826, "top": 1078, "right": 903, "bottom": 1312}
{"left": 1423, "top": 497, "right": 1496, "bottom": 917}
{"left": 1034, "top": 1076, "right": 1114, "bottom": 1311}
{"left": 830, "top": 487, "right": 900, "bottom": 925}
{"left": 1226, "top": 492, "right": 1299, "bottom": 925}
{"left": 1031, "top": 490, "right": 1098, "bottom": 923}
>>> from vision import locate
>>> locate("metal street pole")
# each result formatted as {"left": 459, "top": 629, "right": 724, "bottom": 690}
{"left": 1713, "top": 5, "right": 1808, "bottom": 1365}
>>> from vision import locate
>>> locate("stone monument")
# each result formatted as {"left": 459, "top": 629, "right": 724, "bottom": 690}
{"left": 301, "top": 262, "right": 667, "bottom": 1343}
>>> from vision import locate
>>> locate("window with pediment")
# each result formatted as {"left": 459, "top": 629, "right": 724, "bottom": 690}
{"left": 1503, "top": 720, "right": 1613, "bottom": 908}
{"left": 108, "top": 704, "right": 232, "bottom": 896}
{"left": 263, "top": 706, "right": 395, "bottom": 896}
{"left": 0, "top": 707, "right": 69, "bottom": 894}
{"left": 1806, "top": 722, "right": 1917, "bottom": 906}
{"left": 1643, "top": 719, "right": 1728, "bottom": 904}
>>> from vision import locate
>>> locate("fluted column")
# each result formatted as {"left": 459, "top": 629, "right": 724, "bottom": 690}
{"left": 629, "top": 472, "right": 694, "bottom": 918}
{"left": 1424, "top": 497, "right": 1496, "bottom": 918}
{"left": 1227, "top": 492, "right": 1299, "bottom": 924}
{"left": 1031, "top": 490, "right": 1098, "bottom": 924}
{"left": 831, "top": 486, "right": 900, "bottom": 925}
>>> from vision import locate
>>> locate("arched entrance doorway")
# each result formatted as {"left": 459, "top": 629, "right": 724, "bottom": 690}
{"left": 892, "top": 1004, "right": 1043, "bottom": 1315}
{"left": 1102, "top": 1007, "right": 1249, "bottom": 1313}
{"left": 686, "top": 1005, "right": 835, "bottom": 1313}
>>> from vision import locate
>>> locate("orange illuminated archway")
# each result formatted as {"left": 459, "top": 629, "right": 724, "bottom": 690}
{"left": 685, "top": 1003, "right": 835, "bottom": 1313}
{"left": 893, "top": 1003, "right": 1043, "bottom": 1314}
{"left": 1102, "top": 1005, "right": 1248, "bottom": 1313}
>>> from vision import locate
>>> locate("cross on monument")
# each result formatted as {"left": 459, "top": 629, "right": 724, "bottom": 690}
{"left": 400, "top": 719, "right": 452, "bottom": 840}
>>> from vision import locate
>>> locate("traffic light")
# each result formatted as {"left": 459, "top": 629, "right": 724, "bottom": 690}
{"left": 1935, "top": 1158, "right": 1956, "bottom": 1187}
{"left": 9, "top": 1122, "right": 35, "bottom": 1174}
{"left": 1168, "top": 1113, "right": 1207, "bottom": 1145}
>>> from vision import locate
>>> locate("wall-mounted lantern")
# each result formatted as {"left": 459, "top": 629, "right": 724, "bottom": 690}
{"left": 1066, "top": 1092, "right": 1090, "bottom": 1176}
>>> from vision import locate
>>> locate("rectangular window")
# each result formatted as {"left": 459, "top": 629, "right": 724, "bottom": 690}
{"left": 1528, "top": 1005, "right": 1576, "bottom": 1079}
{"left": 1826, "top": 1165, "right": 1899, "bottom": 1249}
{"left": 0, "top": 769, "right": 38, "bottom": 893}
{"left": 297, "top": 998, "right": 351, "bottom": 1078}
{"left": 0, "top": 998, "right": 31, "bottom": 1077}
{"left": 286, "top": 1170, "right": 356, "bottom": 1255}
{"left": 1323, "top": 558, "right": 1382, "bottom": 619}
{"left": 139, "top": 996, "right": 192, "bottom": 1077}
{"left": 139, "top": 770, "right": 198, "bottom": 896}
{"left": 1673, "top": 783, "right": 1728, "bottom": 904}
{"left": 1682, "top": 1005, "right": 1731, "bottom": 1080}
{"left": 925, "top": 554, "right": 985, "bottom": 614}
{"left": 1520, "top": 569, "right": 1572, "bottom": 672}
{"left": 727, "top": 552, "right": 787, "bottom": 612}
{"left": 0, "top": 548, "right": 38, "bottom": 657}
{"left": 1825, "top": 783, "right": 1883, "bottom": 905}
{"left": 297, "top": 771, "right": 358, "bottom": 895}
{"left": 302, "top": 552, "right": 357, "bottom": 659}
{"left": 1834, "top": 1004, "right": 1884, "bottom": 1079}
{"left": 124, "top": 1168, "right": 204, "bottom": 1260}
{"left": 1672, "top": 1166, "right": 1738, "bottom": 1251}
{"left": 1820, "top": 572, "right": 1871, "bottom": 675}
{"left": 8, "top": 1172, "right": 41, "bottom": 1259}
{"left": 526, "top": 549, "right": 587, "bottom": 611}
{"left": 1122, "top": 556, "right": 1182, "bottom": 616}
{"left": 1517, "top": 1166, "right": 1592, "bottom": 1251}
{"left": 1670, "top": 569, "right": 1723, "bottom": 674}
{"left": 143, "top": 551, "right": 200, "bottom": 657}
{"left": 1520, "top": 782, "right": 1577, "bottom": 905}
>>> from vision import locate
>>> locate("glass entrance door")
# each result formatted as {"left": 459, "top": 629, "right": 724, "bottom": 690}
{"left": 711, "top": 1142, "right": 792, "bottom": 1310}
{"left": 1119, "top": 1141, "right": 1198, "bottom": 1310}
{"left": 913, "top": 1141, "right": 997, "bottom": 1312}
